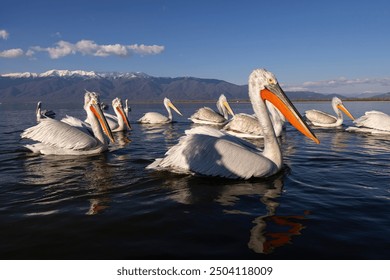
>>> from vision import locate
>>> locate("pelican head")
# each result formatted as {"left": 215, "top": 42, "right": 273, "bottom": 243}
{"left": 112, "top": 97, "right": 131, "bottom": 130}
{"left": 217, "top": 94, "right": 235, "bottom": 119}
{"left": 332, "top": 97, "right": 355, "bottom": 120}
{"left": 36, "top": 101, "right": 42, "bottom": 121}
{"left": 84, "top": 91, "right": 115, "bottom": 143}
{"left": 249, "top": 68, "right": 319, "bottom": 144}
{"left": 124, "top": 99, "right": 130, "bottom": 117}
{"left": 164, "top": 98, "right": 183, "bottom": 116}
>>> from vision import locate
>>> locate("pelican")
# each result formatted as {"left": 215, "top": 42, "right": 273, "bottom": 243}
{"left": 138, "top": 97, "right": 183, "bottom": 124}
{"left": 36, "top": 101, "right": 56, "bottom": 122}
{"left": 223, "top": 102, "right": 285, "bottom": 138}
{"left": 305, "top": 97, "right": 355, "bottom": 127}
{"left": 21, "top": 91, "right": 115, "bottom": 155}
{"left": 346, "top": 111, "right": 390, "bottom": 135}
{"left": 124, "top": 99, "right": 130, "bottom": 117}
{"left": 147, "top": 68, "right": 319, "bottom": 179}
{"left": 189, "top": 94, "right": 235, "bottom": 125}
{"left": 104, "top": 97, "right": 131, "bottom": 132}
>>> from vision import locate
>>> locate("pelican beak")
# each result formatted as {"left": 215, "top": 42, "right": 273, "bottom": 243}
{"left": 223, "top": 101, "right": 235, "bottom": 116}
{"left": 90, "top": 103, "right": 115, "bottom": 143}
{"left": 260, "top": 83, "right": 320, "bottom": 144}
{"left": 116, "top": 105, "right": 132, "bottom": 129}
{"left": 168, "top": 101, "right": 183, "bottom": 116}
{"left": 337, "top": 104, "right": 355, "bottom": 120}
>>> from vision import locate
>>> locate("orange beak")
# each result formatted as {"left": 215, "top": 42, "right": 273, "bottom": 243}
{"left": 337, "top": 104, "right": 355, "bottom": 120}
{"left": 90, "top": 103, "right": 115, "bottom": 143}
{"left": 116, "top": 106, "right": 132, "bottom": 129}
{"left": 260, "top": 83, "right": 320, "bottom": 144}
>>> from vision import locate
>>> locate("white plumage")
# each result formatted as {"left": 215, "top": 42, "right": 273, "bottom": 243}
{"left": 305, "top": 97, "right": 354, "bottom": 127}
{"left": 223, "top": 102, "right": 285, "bottom": 138}
{"left": 346, "top": 111, "right": 390, "bottom": 135}
{"left": 189, "top": 94, "right": 235, "bottom": 125}
{"left": 147, "top": 68, "right": 319, "bottom": 179}
{"left": 36, "top": 101, "right": 56, "bottom": 122}
{"left": 21, "top": 91, "right": 115, "bottom": 155}
{"left": 104, "top": 97, "right": 131, "bottom": 132}
{"left": 139, "top": 97, "right": 182, "bottom": 124}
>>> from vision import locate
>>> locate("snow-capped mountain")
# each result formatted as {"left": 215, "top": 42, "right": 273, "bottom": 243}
{"left": 1, "top": 69, "right": 387, "bottom": 103}
{"left": 0, "top": 69, "right": 247, "bottom": 103}
{"left": 0, "top": 69, "right": 150, "bottom": 79}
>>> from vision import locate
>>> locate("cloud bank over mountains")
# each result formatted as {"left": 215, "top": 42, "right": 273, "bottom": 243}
{"left": 0, "top": 29, "right": 164, "bottom": 59}
{"left": 284, "top": 76, "right": 390, "bottom": 96}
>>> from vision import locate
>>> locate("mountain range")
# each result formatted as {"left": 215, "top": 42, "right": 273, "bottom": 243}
{"left": 0, "top": 70, "right": 389, "bottom": 104}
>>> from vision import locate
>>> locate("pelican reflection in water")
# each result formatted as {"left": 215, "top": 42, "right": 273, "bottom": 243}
{"left": 22, "top": 154, "right": 114, "bottom": 215}
{"left": 158, "top": 172, "right": 308, "bottom": 254}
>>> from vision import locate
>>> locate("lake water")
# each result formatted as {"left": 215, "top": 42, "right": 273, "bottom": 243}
{"left": 0, "top": 100, "right": 389, "bottom": 260}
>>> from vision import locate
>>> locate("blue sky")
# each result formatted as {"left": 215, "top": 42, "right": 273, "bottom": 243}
{"left": 1, "top": 0, "right": 390, "bottom": 95}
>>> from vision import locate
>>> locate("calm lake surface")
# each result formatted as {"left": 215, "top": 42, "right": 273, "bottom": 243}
{"left": 0, "top": 100, "right": 389, "bottom": 260}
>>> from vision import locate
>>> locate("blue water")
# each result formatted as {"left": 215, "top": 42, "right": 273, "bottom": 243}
{"left": 0, "top": 101, "right": 389, "bottom": 259}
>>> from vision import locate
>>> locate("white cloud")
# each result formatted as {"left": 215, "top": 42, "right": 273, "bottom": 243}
{"left": 127, "top": 44, "right": 165, "bottom": 55}
{"left": 31, "top": 40, "right": 75, "bottom": 59}
{"left": 285, "top": 77, "right": 390, "bottom": 95}
{"left": 31, "top": 39, "right": 164, "bottom": 59}
{"left": 0, "top": 48, "right": 24, "bottom": 58}
{"left": 0, "top": 29, "right": 9, "bottom": 40}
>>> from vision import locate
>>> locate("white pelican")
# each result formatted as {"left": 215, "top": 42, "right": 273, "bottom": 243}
{"left": 147, "top": 68, "right": 319, "bottom": 179}
{"left": 21, "top": 91, "right": 115, "bottom": 155}
{"left": 346, "top": 111, "right": 390, "bottom": 135}
{"left": 189, "top": 94, "right": 235, "bottom": 125}
{"left": 104, "top": 97, "right": 131, "bottom": 132}
{"left": 36, "top": 101, "right": 56, "bottom": 122}
{"left": 124, "top": 99, "right": 130, "bottom": 117}
{"left": 138, "top": 97, "right": 182, "bottom": 124}
{"left": 223, "top": 102, "right": 285, "bottom": 138}
{"left": 305, "top": 97, "right": 355, "bottom": 127}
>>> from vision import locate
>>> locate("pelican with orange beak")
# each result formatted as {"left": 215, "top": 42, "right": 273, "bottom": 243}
{"left": 147, "top": 68, "right": 319, "bottom": 179}
{"left": 189, "top": 94, "right": 235, "bottom": 125}
{"left": 305, "top": 97, "right": 355, "bottom": 127}
{"left": 21, "top": 91, "right": 115, "bottom": 155}
{"left": 104, "top": 97, "right": 131, "bottom": 132}
{"left": 139, "top": 97, "right": 183, "bottom": 124}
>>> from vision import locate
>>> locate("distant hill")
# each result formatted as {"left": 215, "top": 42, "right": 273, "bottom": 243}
{"left": 370, "top": 92, "right": 390, "bottom": 99}
{"left": 0, "top": 70, "right": 388, "bottom": 104}
{"left": 0, "top": 70, "right": 247, "bottom": 103}
{"left": 284, "top": 91, "right": 347, "bottom": 100}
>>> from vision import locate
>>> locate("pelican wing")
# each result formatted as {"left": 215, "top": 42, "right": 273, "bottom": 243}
{"left": 353, "top": 111, "right": 390, "bottom": 131}
{"left": 139, "top": 112, "right": 169, "bottom": 124}
{"left": 21, "top": 118, "right": 99, "bottom": 150}
{"left": 147, "top": 126, "right": 277, "bottom": 179}
{"left": 305, "top": 109, "right": 337, "bottom": 124}
{"left": 190, "top": 107, "right": 226, "bottom": 123}
{"left": 61, "top": 115, "right": 92, "bottom": 135}
{"left": 104, "top": 113, "right": 119, "bottom": 130}
{"left": 224, "top": 113, "right": 262, "bottom": 135}
{"left": 104, "top": 112, "right": 118, "bottom": 122}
